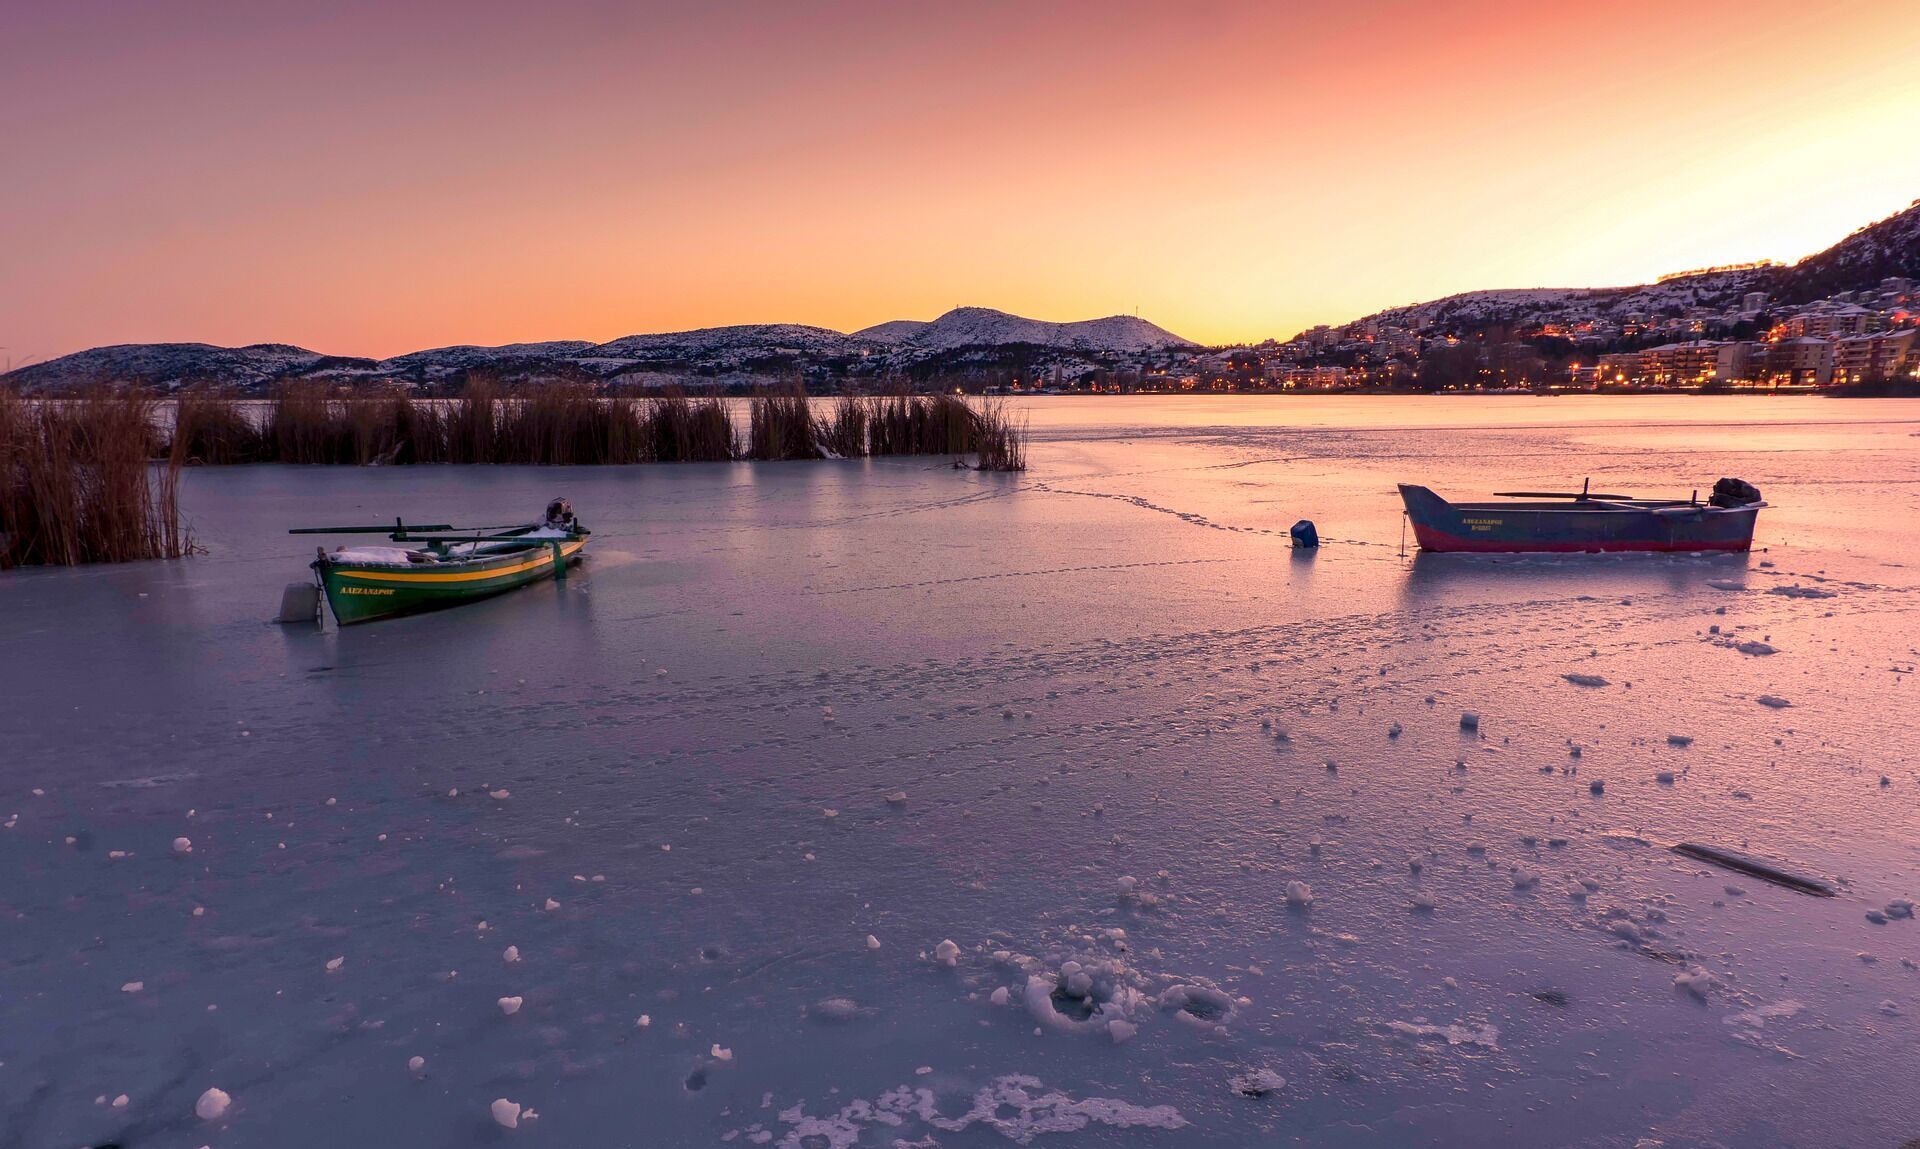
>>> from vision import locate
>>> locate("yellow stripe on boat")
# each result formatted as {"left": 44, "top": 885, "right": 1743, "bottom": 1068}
{"left": 338, "top": 540, "right": 586, "bottom": 583}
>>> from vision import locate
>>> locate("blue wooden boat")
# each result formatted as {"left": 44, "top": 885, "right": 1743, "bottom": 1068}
{"left": 1398, "top": 478, "right": 1765, "bottom": 554}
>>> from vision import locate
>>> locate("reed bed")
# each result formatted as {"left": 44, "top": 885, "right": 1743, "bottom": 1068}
{"left": 131, "top": 382, "right": 1026, "bottom": 469}
{"left": 745, "top": 389, "right": 823, "bottom": 461}
{"left": 0, "top": 389, "right": 190, "bottom": 567}
{"left": 815, "top": 394, "right": 869, "bottom": 460}
{"left": 644, "top": 392, "right": 737, "bottom": 463}
{"left": 172, "top": 387, "right": 267, "bottom": 464}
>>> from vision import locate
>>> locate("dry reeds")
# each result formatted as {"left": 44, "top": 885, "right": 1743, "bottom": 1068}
{"left": 140, "top": 381, "right": 1026, "bottom": 470}
{"left": 968, "top": 394, "right": 1028, "bottom": 472}
{"left": 172, "top": 386, "right": 266, "bottom": 464}
{"left": 745, "top": 388, "right": 822, "bottom": 461}
{"left": 816, "top": 394, "right": 869, "bottom": 459}
{"left": 0, "top": 389, "right": 190, "bottom": 567}
{"left": 644, "top": 391, "right": 735, "bottom": 463}
{"left": 861, "top": 392, "right": 1026, "bottom": 469}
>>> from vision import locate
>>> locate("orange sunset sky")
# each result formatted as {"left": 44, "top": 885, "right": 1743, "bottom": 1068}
{"left": 4, "top": 0, "right": 1919, "bottom": 364}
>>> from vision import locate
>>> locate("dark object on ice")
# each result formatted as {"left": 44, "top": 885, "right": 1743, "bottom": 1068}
{"left": 276, "top": 582, "right": 321, "bottom": 624}
{"left": 1397, "top": 477, "right": 1765, "bottom": 553}
{"left": 1530, "top": 988, "right": 1570, "bottom": 1007}
{"left": 1709, "top": 477, "right": 1763, "bottom": 509}
{"left": 1671, "top": 842, "right": 1836, "bottom": 897}
{"left": 1290, "top": 519, "right": 1319, "bottom": 548}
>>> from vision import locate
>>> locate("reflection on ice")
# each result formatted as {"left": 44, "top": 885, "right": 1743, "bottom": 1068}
{"left": 2, "top": 397, "right": 1918, "bottom": 1147}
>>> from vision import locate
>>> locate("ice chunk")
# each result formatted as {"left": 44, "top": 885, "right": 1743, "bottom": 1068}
{"left": 1673, "top": 965, "right": 1715, "bottom": 1001}
{"left": 498, "top": 996, "right": 523, "bottom": 1015}
{"left": 1285, "top": 880, "right": 1313, "bottom": 908}
{"left": 408, "top": 1055, "right": 425, "bottom": 1073}
{"left": 121, "top": 980, "right": 144, "bottom": 993}
{"left": 1159, "top": 982, "right": 1238, "bottom": 1028}
{"left": 1108, "top": 1019, "right": 1137, "bottom": 1044}
{"left": 812, "top": 996, "right": 861, "bottom": 1022}
{"left": 1229, "top": 1068, "right": 1287, "bottom": 1097}
{"left": 325, "top": 956, "right": 344, "bottom": 972}
{"left": 934, "top": 939, "right": 961, "bottom": 967}
{"left": 1385, "top": 1019, "right": 1499, "bottom": 1048}
{"left": 172, "top": 837, "right": 193, "bottom": 855}
{"left": 503, "top": 945, "right": 521, "bottom": 963}
{"left": 492, "top": 1098, "right": 522, "bottom": 1128}
{"left": 865, "top": 934, "right": 882, "bottom": 950}
{"left": 195, "top": 1087, "right": 231, "bottom": 1121}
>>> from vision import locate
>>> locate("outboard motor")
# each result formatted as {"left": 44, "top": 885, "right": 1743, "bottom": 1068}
{"left": 544, "top": 497, "right": 577, "bottom": 530}
{"left": 1709, "top": 478, "right": 1762, "bottom": 508}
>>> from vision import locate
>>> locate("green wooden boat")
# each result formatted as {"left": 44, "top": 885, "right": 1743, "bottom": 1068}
{"left": 292, "top": 499, "right": 590, "bottom": 626}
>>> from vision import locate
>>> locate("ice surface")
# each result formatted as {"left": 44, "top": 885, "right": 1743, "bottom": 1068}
{"left": 4, "top": 396, "right": 1919, "bottom": 1148}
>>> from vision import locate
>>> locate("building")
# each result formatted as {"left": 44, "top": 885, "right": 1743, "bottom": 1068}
{"left": 1714, "top": 341, "right": 1764, "bottom": 383}
{"left": 1765, "top": 337, "right": 1834, "bottom": 387}
{"left": 1833, "top": 328, "right": 1918, "bottom": 384}
{"left": 1781, "top": 304, "right": 1872, "bottom": 339}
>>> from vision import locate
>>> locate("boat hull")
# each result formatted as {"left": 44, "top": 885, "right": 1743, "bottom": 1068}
{"left": 1398, "top": 485, "right": 1759, "bottom": 554}
{"left": 316, "top": 537, "right": 587, "bottom": 625}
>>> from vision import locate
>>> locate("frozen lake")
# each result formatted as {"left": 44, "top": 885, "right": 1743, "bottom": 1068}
{"left": 4, "top": 395, "right": 1918, "bottom": 1148}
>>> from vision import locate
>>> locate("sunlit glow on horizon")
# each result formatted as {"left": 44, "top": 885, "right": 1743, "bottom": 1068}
{"left": 2, "top": 0, "right": 1917, "bottom": 362}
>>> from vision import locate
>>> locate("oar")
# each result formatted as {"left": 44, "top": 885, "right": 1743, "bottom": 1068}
{"left": 290, "top": 524, "right": 454, "bottom": 535}
{"left": 1491, "top": 491, "right": 1634, "bottom": 500}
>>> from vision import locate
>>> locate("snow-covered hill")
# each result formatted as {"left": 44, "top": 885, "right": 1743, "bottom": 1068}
{"left": 6, "top": 310, "right": 1194, "bottom": 391}
{"left": 1365, "top": 269, "right": 1775, "bottom": 333}
{"left": 891, "top": 307, "right": 1196, "bottom": 353}
{"left": 377, "top": 341, "right": 598, "bottom": 381}
{"left": 589, "top": 324, "right": 876, "bottom": 361}
{"left": 850, "top": 319, "right": 930, "bottom": 344}
{"left": 1, "top": 343, "right": 376, "bottom": 391}
{"left": 1358, "top": 198, "right": 1919, "bottom": 337}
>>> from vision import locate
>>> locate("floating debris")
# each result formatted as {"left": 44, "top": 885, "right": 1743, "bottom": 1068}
{"left": 1562, "top": 673, "right": 1609, "bottom": 688}
{"left": 1670, "top": 843, "right": 1835, "bottom": 897}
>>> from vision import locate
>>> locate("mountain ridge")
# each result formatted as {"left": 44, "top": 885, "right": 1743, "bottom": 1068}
{"left": 2, "top": 307, "right": 1199, "bottom": 391}
{"left": 6, "top": 197, "right": 1915, "bottom": 391}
